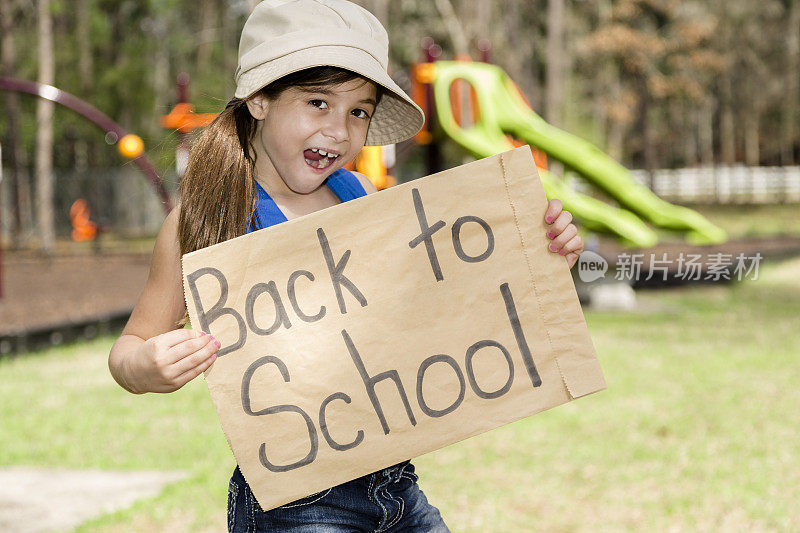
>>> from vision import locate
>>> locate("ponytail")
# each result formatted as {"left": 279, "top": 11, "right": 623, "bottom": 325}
{"left": 178, "top": 98, "right": 256, "bottom": 257}
{"left": 175, "top": 99, "right": 256, "bottom": 328}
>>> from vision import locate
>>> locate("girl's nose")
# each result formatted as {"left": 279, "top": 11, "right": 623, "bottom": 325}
{"left": 320, "top": 112, "right": 349, "bottom": 142}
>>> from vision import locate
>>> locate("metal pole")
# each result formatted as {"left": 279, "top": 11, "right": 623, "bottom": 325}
{"left": 422, "top": 38, "right": 442, "bottom": 175}
{"left": 176, "top": 73, "right": 190, "bottom": 182}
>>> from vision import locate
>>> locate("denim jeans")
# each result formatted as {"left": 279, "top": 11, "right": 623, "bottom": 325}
{"left": 227, "top": 461, "right": 450, "bottom": 532}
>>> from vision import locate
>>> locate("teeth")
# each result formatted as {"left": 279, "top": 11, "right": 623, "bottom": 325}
{"left": 309, "top": 148, "right": 339, "bottom": 158}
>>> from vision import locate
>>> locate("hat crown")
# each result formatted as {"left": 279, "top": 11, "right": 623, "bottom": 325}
{"left": 238, "top": 0, "right": 389, "bottom": 75}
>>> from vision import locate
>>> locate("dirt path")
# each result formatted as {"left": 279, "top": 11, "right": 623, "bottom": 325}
{"left": 0, "top": 467, "right": 186, "bottom": 533}
{"left": 0, "top": 252, "right": 151, "bottom": 336}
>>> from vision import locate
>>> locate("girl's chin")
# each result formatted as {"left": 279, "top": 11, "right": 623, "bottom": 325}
{"left": 285, "top": 172, "right": 334, "bottom": 195}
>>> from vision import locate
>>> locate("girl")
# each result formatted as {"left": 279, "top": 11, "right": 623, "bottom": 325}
{"left": 108, "top": 0, "right": 584, "bottom": 531}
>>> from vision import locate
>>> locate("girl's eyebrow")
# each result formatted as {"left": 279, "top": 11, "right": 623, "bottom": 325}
{"left": 304, "top": 87, "right": 377, "bottom": 108}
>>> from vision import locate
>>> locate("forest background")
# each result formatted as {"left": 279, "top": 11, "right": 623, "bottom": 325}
{"left": 1, "top": 0, "right": 798, "bottom": 249}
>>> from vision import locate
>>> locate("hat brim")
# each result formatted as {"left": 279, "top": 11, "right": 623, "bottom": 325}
{"left": 235, "top": 45, "right": 425, "bottom": 146}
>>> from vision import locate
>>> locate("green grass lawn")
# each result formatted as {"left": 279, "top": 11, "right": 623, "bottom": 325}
{"left": 689, "top": 203, "right": 800, "bottom": 240}
{"left": 2, "top": 256, "right": 799, "bottom": 532}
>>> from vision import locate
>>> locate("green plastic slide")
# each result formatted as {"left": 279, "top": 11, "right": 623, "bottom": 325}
{"left": 431, "top": 61, "right": 727, "bottom": 246}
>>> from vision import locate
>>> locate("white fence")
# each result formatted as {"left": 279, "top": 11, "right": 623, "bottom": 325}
{"left": 630, "top": 166, "right": 800, "bottom": 204}
{"left": 570, "top": 165, "right": 800, "bottom": 204}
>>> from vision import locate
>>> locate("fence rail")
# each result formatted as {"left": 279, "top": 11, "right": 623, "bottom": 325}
{"left": 570, "top": 165, "right": 800, "bottom": 204}
{"left": 630, "top": 166, "right": 800, "bottom": 204}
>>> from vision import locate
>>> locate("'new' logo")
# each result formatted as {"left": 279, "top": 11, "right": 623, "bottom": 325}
{"left": 578, "top": 251, "right": 608, "bottom": 282}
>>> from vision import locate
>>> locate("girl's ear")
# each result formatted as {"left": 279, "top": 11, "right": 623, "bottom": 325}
{"left": 245, "top": 94, "right": 268, "bottom": 120}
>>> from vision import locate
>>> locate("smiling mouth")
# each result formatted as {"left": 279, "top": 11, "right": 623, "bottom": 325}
{"left": 304, "top": 148, "right": 340, "bottom": 170}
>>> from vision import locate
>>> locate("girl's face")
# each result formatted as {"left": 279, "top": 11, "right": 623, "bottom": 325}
{"left": 248, "top": 78, "right": 378, "bottom": 197}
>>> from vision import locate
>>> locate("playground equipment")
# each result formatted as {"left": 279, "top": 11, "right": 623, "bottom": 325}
{"left": 0, "top": 77, "right": 172, "bottom": 211}
{"left": 69, "top": 199, "right": 98, "bottom": 242}
{"left": 0, "top": 77, "right": 174, "bottom": 300}
{"left": 408, "top": 46, "right": 727, "bottom": 248}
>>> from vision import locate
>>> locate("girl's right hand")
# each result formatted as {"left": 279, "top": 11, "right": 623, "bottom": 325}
{"left": 128, "top": 329, "right": 220, "bottom": 393}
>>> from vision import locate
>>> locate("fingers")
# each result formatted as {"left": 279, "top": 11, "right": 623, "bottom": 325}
{"left": 155, "top": 328, "right": 201, "bottom": 350}
{"left": 548, "top": 223, "right": 576, "bottom": 252}
{"left": 172, "top": 348, "right": 218, "bottom": 389}
{"left": 544, "top": 198, "right": 563, "bottom": 224}
{"left": 547, "top": 209, "right": 573, "bottom": 238}
{"left": 545, "top": 200, "right": 585, "bottom": 269}
{"left": 169, "top": 334, "right": 220, "bottom": 377}
{"left": 545, "top": 200, "right": 584, "bottom": 267}
{"left": 167, "top": 332, "right": 217, "bottom": 362}
{"left": 560, "top": 234, "right": 583, "bottom": 256}
{"left": 560, "top": 235, "right": 584, "bottom": 269}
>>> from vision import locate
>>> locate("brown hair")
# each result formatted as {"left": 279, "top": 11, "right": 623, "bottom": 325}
{"left": 176, "top": 66, "right": 383, "bottom": 326}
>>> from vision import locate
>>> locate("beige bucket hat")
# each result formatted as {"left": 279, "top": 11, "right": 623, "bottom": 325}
{"left": 234, "top": 0, "right": 425, "bottom": 146}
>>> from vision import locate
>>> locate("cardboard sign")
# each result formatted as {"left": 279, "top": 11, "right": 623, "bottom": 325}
{"left": 182, "top": 146, "right": 605, "bottom": 511}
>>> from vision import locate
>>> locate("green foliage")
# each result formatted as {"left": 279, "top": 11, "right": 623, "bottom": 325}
{"left": 1, "top": 0, "right": 798, "bottom": 174}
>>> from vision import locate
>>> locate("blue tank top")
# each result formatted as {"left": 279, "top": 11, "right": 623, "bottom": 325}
{"left": 247, "top": 168, "right": 367, "bottom": 232}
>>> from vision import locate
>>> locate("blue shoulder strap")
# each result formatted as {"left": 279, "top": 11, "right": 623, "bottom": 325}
{"left": 248, "top": 168, "right": 367, "bottom": 233}
{"left": 249, "top": 180, "right": 288, "bottom": 231}
{"left": 326, "top": 168, "right": 368, "bottom": 202}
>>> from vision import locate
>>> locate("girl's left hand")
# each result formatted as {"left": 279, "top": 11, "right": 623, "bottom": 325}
{"left": 544, "top": 198, "right": 583, "bottom": 269}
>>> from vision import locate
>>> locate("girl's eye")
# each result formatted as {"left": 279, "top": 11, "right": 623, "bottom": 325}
{"left": 309, "top": 99, "right": 328, "bottom": 109}
{"left": 352, "top": 108, "right": 371, "bottom": 120}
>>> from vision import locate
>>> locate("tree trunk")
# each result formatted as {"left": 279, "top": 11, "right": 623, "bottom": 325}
{"left": 545, "top": 0, "right": 564, "bottom": 125}
{"left": 635, "top": 74, "right": 655, "bottom": 177}
{"left": 1, "top": 0, "right": 31, "bottom": 245}
{"left": 607, "top": 73, "right": 625, "bottom": 162}
{"left": 744, "top": 100, "right": 760, "bottom": 166}
{"left": 36, "top": 0, "right": 55, "bottom": 254}
{"left": 681, "top": 100, "right": 697, "bottom": 166}
{"left": 370, "top": 0, "right": 391, "bottom": 71}
{"left": 720, "top": 71, "right": 736, "bottom": 164}
{"left": 699, "top": 97, "right": 714, "bottom": 166}
{"left": 77, "top": 0, "right": 92, "bottom": 95}
{"left": 503, "top": 0, "right": 537, "bottom": 111}
{"left": 370, "top": 0, "right": 388, "bottom": 26}
{"left": 527, "top": 2, "right": 543, "bottom": 113}
{"left": 742, "top": 53, "right": 762, "bottom": 167}
{"left": 782, "top": 0, "right": 800, "bottom": 165}
{"left": 75, "top": 0, "right": 92, "bottom": 171}
{"left": 434, "top": 0, "right": 468, "bottom": 55}
{"left": 196, "top": 0, "right": 217, "bottom": 73}
{"left": 221, "top": 2, "right": 237, "bottom": 91}
{"left": 463, "top": 0, "right": 490, "bottom": 50}
{"left": 592, "top": 0, "right": 612, "bottom": 148}
{"left": 151, "top": 13, "right": 170, "bottom": 140}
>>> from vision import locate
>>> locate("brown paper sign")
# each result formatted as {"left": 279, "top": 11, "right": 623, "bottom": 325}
{"left": 182, "top": 146, "right": 605, "bottom": 511}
